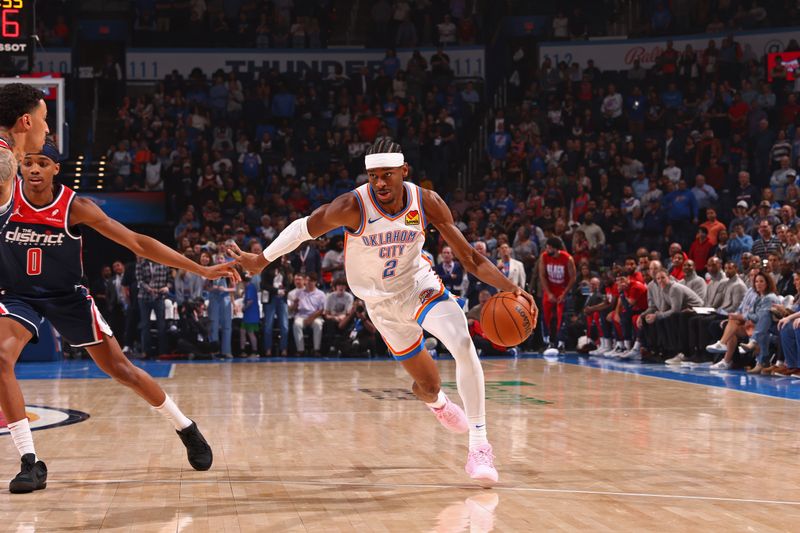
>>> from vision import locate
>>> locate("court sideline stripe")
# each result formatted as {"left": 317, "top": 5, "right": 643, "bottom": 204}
{"left": 49, "top": 478, "right": 800, "bottom": 506}
{"left": 80, "top": 405, "right": 737, "bottom": 420}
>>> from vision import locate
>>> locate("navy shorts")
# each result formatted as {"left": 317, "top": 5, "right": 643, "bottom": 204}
{"left": 0, "top": 286, "right": 113, "bottom": 347}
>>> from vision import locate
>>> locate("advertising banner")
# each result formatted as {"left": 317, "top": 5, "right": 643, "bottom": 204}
{"left": 126, "top": 46, "right": 486, "bottom": 80}
{"left": 83, "top": 192, "right": 166, "bottom": 224}
{"left": 34, "top": 48, "right": 71, "bottom": 74}
{"left": 539, "top": 27, "right": 799, "bottom": 71}
{"left": 767, "top": 51, "right": 800, "bottom": 81}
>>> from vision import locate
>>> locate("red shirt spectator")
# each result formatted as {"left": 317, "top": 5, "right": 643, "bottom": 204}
{"left": 669, "top": 251, "right": 686, "bottom": 280}
{"left": 728, "top": 97, "right": 749, "bottom": 132}
{"left": 287, "top": 188, "right": 310, "bottom": 213}
{"left": 659, "top": 43, "right": 679, "bottom": 75}
{"left": 358, "top": 112, "right": 381, "bottom": 142}
{"left": 688, "top": 228, "right": 713, "bottom": 272}
{"left": 623, "top": 279, "right": 648, "bottom": 311}
{"left": 628, "top": 271, "right": 645, "bottom": 284}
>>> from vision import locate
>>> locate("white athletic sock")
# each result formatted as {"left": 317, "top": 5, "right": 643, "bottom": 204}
{"left": 7, "top": 418, "right": 36, "bottom": 458}
{"left": 153, "top": 394, "right": 192, "bottom": 430}
{"left": 425, "top": 389, "right": 447, "bottom": 409}
{"left": 468, "top": 416, "right": 488, "bottom": 449}
{"left": 632, "top": 340, "right": 641, "bottom": 350}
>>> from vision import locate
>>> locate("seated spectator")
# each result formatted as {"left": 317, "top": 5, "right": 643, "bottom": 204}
{"left": 640, "top": 267, "right": 703, "bottom": 360}
{"left": 669, "top": 252, "right": 685, "bottom": 280}
{"left": 680, "top": 259, "right": 707, "bottom": 301}
{"left": 707, "top": 270, "right": 779, "bottom": 370}
{"left": 613, "top": 274, "right": 648, "bottom": 358}
{"left": 589, "top": 270, "right": 622, "bottom": 356}
{"left": 775, "top": 275, "right": 800, "bottom": 376}
{"left": 290, "top": 273, "right": 326, "bottom": 355}
{"left": 323, "top": 280, "right": 355, "bottom": 354}
{"left": 175, "top": 300, "right": 220, "bottom": 359}
{"left": 340, "top": 300, "right": 381, "bottom": 356}
{"left": 681, "top": 260, "right": 746, "bottom": 363}
{"left": 435, "top": 246, "right": 465, "bottom": 296}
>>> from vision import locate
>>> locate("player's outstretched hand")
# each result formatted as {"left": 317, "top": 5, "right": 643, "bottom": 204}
{"left": 513, "top": 287, "right": 539, "bottom": 325}
{"left": 204, "top": 262, "right": 242, "bottom": 283}
{"left": 227, "top": 242, "right": 269, "bottom": 275}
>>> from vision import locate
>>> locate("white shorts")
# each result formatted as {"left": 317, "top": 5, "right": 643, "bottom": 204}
{"left": 365, "top": 270, "right": 455, "bottom": 360}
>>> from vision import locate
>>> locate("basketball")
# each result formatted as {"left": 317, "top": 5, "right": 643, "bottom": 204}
{"left": 480, "top": 293, "right": 534, "bottom": 347}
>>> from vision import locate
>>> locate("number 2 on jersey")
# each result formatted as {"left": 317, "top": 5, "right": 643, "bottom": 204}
{"left": 27, "top": 247, "right": 42, "bottom": 276}
{"left": 382, "top": 259, "right": 397, "bottom": 279}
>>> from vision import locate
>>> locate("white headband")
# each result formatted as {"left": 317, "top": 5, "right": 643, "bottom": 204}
{"left": 365, "top": 153, "right": 404, "bottom": 169}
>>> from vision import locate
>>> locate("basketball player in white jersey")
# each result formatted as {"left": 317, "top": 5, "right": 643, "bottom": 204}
{"left": 230, "top": 140, "right": 538, "bottom": 485}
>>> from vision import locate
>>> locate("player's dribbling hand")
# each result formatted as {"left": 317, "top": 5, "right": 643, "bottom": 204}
{"left": 227, "top": 242, "right": 269, "bottom": 274}
{"left": 512, "top": 287, "right": 538, "bottom": 325}
{"left": 204, "top": 262, "right": 242, "bottom": 283}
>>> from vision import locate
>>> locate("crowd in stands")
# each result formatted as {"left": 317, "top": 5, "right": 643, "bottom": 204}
{"left": 99, "top": 37, "right": 483, "bottom": 359}
{"left": 497, "top": 29, "right": 799, "bottom": 372}
{"left": 132, "top": 0, "right": 335, "bottom": 48}
{"left": 93, "top": 14, "right": 800, "bottom": 373}
{"left": 368, "top": 0, "right": 484, "bottom": 48}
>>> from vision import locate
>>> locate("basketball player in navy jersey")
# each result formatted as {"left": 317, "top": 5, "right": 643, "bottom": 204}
{"left": 230, "top": 139, "right": 538, "bottom": 485}
{"left": 0, "top": 85, "right": 239, "bottom": 493}
{"left": 0, "top": 84, "right": 48, "bottom": 226}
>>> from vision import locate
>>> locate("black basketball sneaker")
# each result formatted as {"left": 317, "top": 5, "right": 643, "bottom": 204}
{"left": 176, "top": 421, "right": 213, "bottom": 471}
{"left": 9, "top": 453, "right": 47, "bottom": 494}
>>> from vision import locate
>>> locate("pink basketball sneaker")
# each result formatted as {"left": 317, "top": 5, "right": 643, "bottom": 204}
{"left": 430, "top": 398, "right": 469, "bottom": 433}
{"left": 465, "top": 443, "right": 498, "bottom": 486}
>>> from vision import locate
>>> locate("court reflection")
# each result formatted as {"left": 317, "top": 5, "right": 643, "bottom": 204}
{"left": 433, "top": 492, "right": 499, "bottom": 533}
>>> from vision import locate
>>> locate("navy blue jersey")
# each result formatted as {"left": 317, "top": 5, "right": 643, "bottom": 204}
{"left": 0, "top": 179, "right": 83, "bottom": 297}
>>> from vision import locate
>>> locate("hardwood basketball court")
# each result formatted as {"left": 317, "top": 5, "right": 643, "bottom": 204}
{"left": 2, "top": 355, "right": 800, "bottom": 531}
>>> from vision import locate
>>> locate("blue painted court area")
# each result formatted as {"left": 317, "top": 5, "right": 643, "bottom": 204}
{"left": 14, "top": 354, "right": 800, "bottom": 402}
{"left": 15, "top": 360, "right": 175, "bottom": 380}
{"left": 555, "top": 353, "right": 800, "bottom": 402}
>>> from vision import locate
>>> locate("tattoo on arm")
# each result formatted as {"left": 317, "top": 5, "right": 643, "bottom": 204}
{"left": 0, "top": 149, "right": 17, "bottom": 183}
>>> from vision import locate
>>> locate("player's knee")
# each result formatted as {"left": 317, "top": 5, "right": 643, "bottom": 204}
{"left": 0, "top": 340, "right": 25, "bottom": 375}
{"left": 107, "top": 360, "right": 139, "bottom": 386}
{"left": 0, "top": 353, "right": 15, "bottom": 375}
{"left": 413, "top": 377, "right": 440, "bottom": 397}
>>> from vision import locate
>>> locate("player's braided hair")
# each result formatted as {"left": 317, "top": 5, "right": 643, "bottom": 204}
{"left": 366, "top": 138, "right": 402, "bottom": 155}
{"left": 0, "top": 83, "right": 44, "bottom": 129}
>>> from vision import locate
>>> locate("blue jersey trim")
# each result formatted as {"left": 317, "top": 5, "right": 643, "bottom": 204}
{"left": 368, "top": 182, "right": 412, "bottom": 220}
{"left": 416, "top": 185, "right": 428, "bottom": 229}
{"left": 416, "top": 290, "right": 452, "bottom": 326}
{"left": 392, "top": 338, "right": 424, "bottom": 361}
{"left": 343, "top": 190, "right": 366, "bottom": 236}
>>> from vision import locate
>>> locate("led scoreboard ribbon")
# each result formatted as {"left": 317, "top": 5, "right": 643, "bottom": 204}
{"left": 0, "top": 0, "right": 33, "bottom": 73}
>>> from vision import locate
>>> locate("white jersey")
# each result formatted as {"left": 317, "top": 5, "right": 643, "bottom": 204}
{"left": 344, "top": 182, "right": 433, "bottom": 304}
